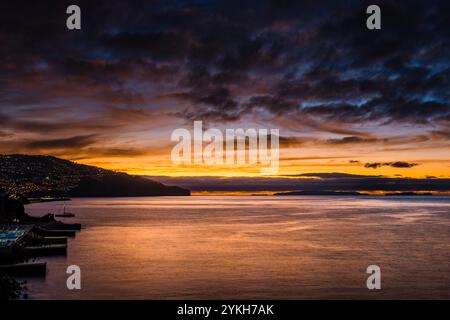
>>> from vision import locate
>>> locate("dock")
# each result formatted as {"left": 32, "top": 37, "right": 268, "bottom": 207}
{"left": 33, "top": 227, "right": 76, "bottom": 237}
{"left": 25, "top": 244, "right": 67, "bottom": 256}
{"left": 1, "top": 219, "right": 81, "bottom": 279}
{"left": 0, "top": 262, "right": 47, "bottom": 277}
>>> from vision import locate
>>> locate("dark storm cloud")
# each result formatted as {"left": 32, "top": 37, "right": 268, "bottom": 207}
{"left": 430, "top": 130, "right": 450, "bottom": 139}
{"left": 62, "top": 147, "right": 150, "bottom": 160}
{"left": 187, "top": 88, "right": 238, "bottom": 110}
{"left": 0, "top": 0, "right": 449, "bottom": 152}
{"left": 326, "top": 136, "right": 376, "bottom": 145}
{"left": 278, "top": 136, "right": 310, "bottom": 148}
{"left": 364, "top": 162, "right": 383, "bottom": 169}
{"left": 287, "top": 173, "right": 381, "bottom": 179}
{"left": 24, "top": 134, "right": 98, "bottom": 150}
{"left": 0, "top": 131, "right": 13, "bottom": 138}
{"left": 101, "top": 31, "right": 193, "bottom": 61}
{"left": 0, "top": 110, "right": 115, "bottom": 134}
{"left": 364, "top": 162, "right": 419, "bottom": 169}
{"left": 388, "top": 162, "right": 419, "bottom": 168}
{"left": 163, "top": 0, "right": 449, "bottom": 126}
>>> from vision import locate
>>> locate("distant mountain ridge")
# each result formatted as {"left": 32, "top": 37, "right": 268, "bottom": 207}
{"left": 0, "top": 154, "right": 190, "bottom": 197}
{"left": 274, "top": 191, "right": 367, "bottom": 196}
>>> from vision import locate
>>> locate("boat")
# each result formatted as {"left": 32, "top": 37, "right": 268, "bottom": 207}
{"left": 55, "top": 202, "right": 75, "bottom": 218}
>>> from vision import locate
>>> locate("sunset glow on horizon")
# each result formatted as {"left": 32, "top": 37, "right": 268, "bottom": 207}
{"left": 0, "top": 1, "right": 448, "bottom": 181}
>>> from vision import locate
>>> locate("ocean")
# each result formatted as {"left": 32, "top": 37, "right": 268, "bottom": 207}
{"left": 24, "top": 196, "right": 450, "bottom": 299}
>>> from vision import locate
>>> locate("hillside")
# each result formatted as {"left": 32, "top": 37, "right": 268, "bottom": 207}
{"left": 0, "top": 155, "right": 190, "bottom": 197}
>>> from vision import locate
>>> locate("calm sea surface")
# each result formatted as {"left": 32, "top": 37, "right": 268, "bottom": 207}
{"left": 24, "top": 196, "right": 450, "bottom": 299}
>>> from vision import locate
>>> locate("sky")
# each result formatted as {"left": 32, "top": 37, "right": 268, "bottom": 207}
{"left": 0, "top": 0, "right": 449, "bottom": 182}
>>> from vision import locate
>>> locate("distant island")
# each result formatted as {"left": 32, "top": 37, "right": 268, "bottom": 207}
{"left": 274, "top": 191, "right": 367, "bottom": 196}
{"left": 384, "top": 192, "right": 433, "bottom": 196}
{"left": 274, "top": 190, "right": 435, "bottom": 196}
{"left": 0, "top": 155, "right": 190, "bottom": 197}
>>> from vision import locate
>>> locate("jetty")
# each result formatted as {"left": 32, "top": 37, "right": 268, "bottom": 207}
{"left": 0, "top": 191, "right": 82, "bottom": 297}
{"left": 0, "top": 262, "right": 47, "bottom": 277}
{"left": 24, "top": 244, "right": 67, "bottom": 257}
{"left": 0, "top": 220, "right": 81, "bottom": 277}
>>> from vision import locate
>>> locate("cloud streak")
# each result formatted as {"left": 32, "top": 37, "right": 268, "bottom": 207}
{"left": 364, "top": 162, "right": 419, "bottom": 169}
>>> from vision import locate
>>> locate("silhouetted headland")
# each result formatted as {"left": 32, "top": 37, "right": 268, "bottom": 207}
{"left": 0, "top": 154, "right": 190, "bottom": 197}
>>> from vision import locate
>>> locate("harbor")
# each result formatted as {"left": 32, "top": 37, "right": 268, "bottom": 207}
{"left": 0, "top": 191, "right": 81, "bottom": 298}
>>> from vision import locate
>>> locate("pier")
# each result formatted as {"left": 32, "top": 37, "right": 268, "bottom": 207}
{"left": 0, "top": 221, "right": 81, "bottom": 278}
